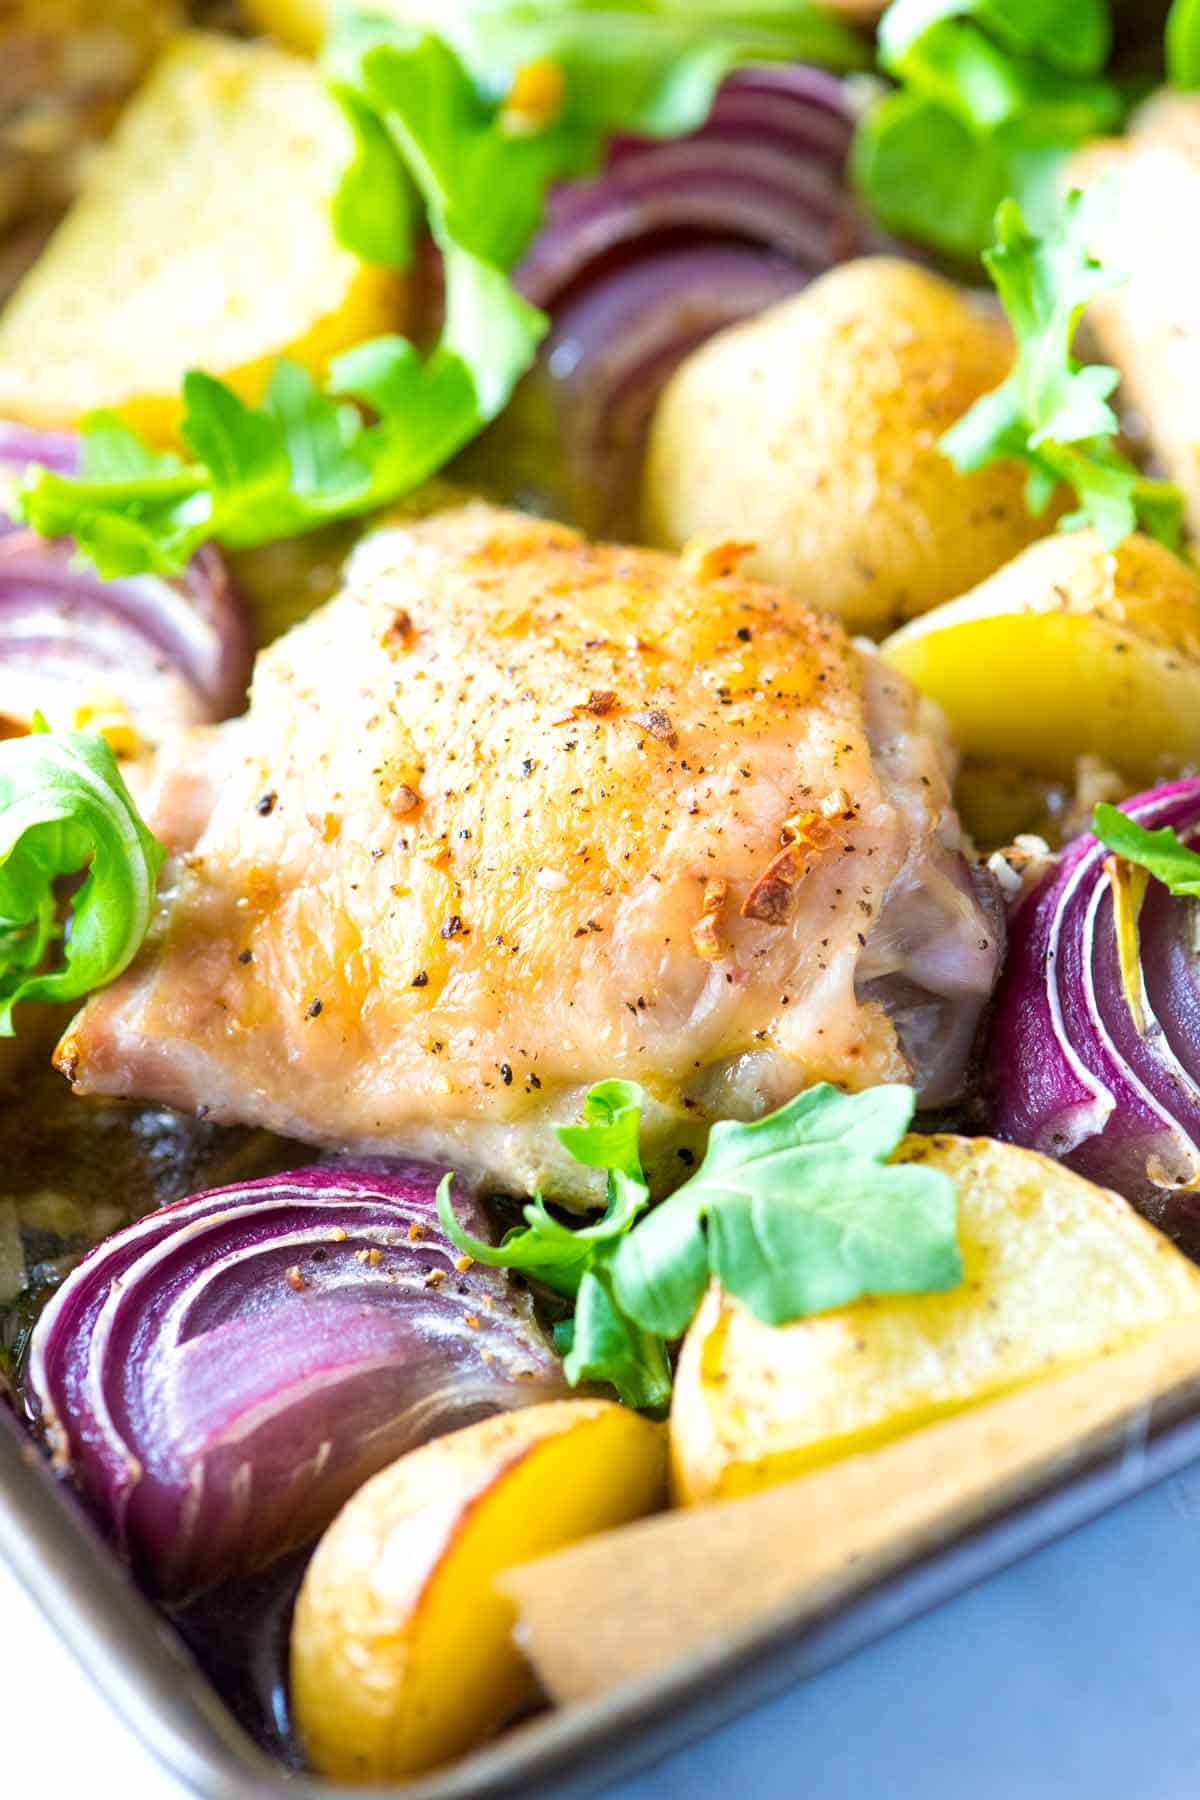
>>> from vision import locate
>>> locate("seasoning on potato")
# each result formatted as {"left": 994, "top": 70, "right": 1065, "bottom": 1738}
{"left": 642, "top": 258, "right": 1052, "bottom": 635}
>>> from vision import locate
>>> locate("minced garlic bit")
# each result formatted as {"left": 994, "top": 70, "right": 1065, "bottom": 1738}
{"left": 407, "top": 1221, "right": 426, "bottom": 1242}
{"left": 425, "top": 1267, "right": 446, "bottom": 1287}
{"left": 329, "top": 1227, "right": 348, "bottom": 1243}
{"left": 454, "top": 1253, "right": 475, "bottom": 1274}
{"left": 987, "top": 833, "right": 1053, "bottom": 904}
{"left": 386, "top": 782, "right": 421, "bottom": 818}
{"left": 691, "top": 876, "right": 728, "bottom": 962}
{"left": 286, "top": 1265, "right": 306, "bottom": 1292}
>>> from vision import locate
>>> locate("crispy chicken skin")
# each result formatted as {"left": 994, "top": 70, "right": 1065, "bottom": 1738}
{"left": 59, "top": 504, "right": 1000, "bottom": 1201}
{"left": 1072, "top": 97, "right": 1200, "bottom": 537}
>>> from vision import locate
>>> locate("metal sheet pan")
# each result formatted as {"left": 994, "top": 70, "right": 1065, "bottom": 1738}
{"left": 5, "top": 1395, "right": 1200, "bottom": 1800}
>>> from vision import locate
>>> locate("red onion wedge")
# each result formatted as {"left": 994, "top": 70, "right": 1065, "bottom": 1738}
{"left": 513, "top": 65, "right": 884, "bottom": 532}
{"left": 0, "top": 424, "right": 251, "bottom": 741}
{"left": 989, "top": 780, "right": 1200, "bottom": 1251}
{"left": 26, "top": 1162, "right": 566, "bottom": 1600}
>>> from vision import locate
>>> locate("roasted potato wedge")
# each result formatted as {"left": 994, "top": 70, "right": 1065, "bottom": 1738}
{"left": 881, "top": 529, "right": 1200, "bottom": 783}
{"left": 0, "top": 32, "right": 405, "bottom": 442}
{"left": 642, "top": 258, "right": 1049, "bottom": 634}
{"left": 291, "top": 1398, "right": 666, "bottom": 1781}
{"left": 671, "top": 1134, "right": 1200, "bottom": 1506}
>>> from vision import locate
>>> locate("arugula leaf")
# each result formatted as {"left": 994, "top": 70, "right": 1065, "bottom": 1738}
{"left": 1168, "top": 0, "right": 1200, "bottom": 89}
{"left": 327, "top": 84, "right": 418, "bottom": 269}
{"left": 0, "top": 724, "right": 165, "bottom": 1034}
{"left": 436, "top": 1080, "right": 652, "bottom": 1298}
{"left": 440, "top": 1078, "right": 961, "bottom": 1408}
{"left": 1092, "top": 803, "right": 1200, "bottom": 897}
{"left": 18, "top": 5, "right": 864, "bottom": 581}
{"left": 437, "top": 1079, "right": 659, "bottom": 1403}
{"left": 854, "top": 0, "right": 1123, "bottom": 260}
{"left": 562, "top": 1266, "right": 673, "bottom": 1410}
{"left": 940, "top": 193, "right": 1185, "bottom": 551}
{"left": 611, "top": 1084, "right": 960, "bottom": 1335}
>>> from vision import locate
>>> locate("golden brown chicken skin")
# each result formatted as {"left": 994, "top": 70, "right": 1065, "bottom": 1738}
{"left": 1073, "top": 97, "right": 1200, "bottom": 538}
{"left": 59, "top": 504, "right": 999, "bottom": 1201}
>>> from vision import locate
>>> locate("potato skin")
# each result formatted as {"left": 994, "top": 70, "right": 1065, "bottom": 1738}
{"left": 881, "top": 528, "right": 1200, "bottom": 783}
{"left": 642, "top": 257, "right": 1049, "bottom": 634}
{"left": 291, "top": 1398, "right": 666, "bottom": 1781}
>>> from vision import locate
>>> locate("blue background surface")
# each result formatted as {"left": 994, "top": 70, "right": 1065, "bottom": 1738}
{"left": 607, "top": 1470, "right": 1200, "bottom": 1799}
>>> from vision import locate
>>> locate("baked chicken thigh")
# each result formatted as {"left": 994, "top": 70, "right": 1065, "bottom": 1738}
{"left": 59, "top": 504, "right": 1000, "bottom": 1199}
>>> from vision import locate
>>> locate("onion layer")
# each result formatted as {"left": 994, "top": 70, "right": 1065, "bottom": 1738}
{"left": 513, "top": 65, "right": 882, "bottom": 533}
{"left": 989, "top": 779, "right": 1200, "bottom": 1250}
{"left": 27, "top": 1162, "right": 566, "bottom": 1599}
{"left": 0, "top": 424, "right": 251, "bottom": 738}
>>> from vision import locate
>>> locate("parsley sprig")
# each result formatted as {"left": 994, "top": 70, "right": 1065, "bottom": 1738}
{"left": 439, "top": 1080, "right": 962, "bottom": 1408}
{"left": 15, "top": 5, "right": 864, "bottom": 582}
{"left": 940, "top": 191, "right": 1185, "bottom": 552}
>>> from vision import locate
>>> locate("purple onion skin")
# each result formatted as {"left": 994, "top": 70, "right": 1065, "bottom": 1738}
{"left": 0, "top": 424, "right": 252, "bottom": 728}
{"left": 990, "top": 779, "right": 1200, "bottom": 1252}
{"left": 512, "top": 65, "right": 883, "bottom": 536}
{"left": 26, "top": 1163, "right": 567, "bottom": 1601}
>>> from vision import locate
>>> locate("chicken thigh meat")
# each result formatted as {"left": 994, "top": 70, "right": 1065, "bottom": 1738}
{"left": 59, "top": 504, "right": 1000, "bottom": 1200}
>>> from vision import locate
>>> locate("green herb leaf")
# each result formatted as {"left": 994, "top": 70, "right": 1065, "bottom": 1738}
{"left": 851, "top": 91, "right": 1014, "bottom": 264}
{"left": 1168, "top": 0, "right": 1200, "bottom": 89}
{"left": 563, "top": 1263, "right": 673, "bottom": 1409}
{"left": 940, "top": 192, "right": 1185, "bottom": 552}
{"left": 856, "top": 0, "right": 1122, "bottom": 259}
{"left": 435, "top": 1079, "right": 653, "bottom": 1304}
{"left": 1092, "top": 803, "right": 1200, "bottom": 897}
{"left": 443, "top": 1078, "right": 962, "bottom": 1408}
{"left": 0, "top": 726, "right": 165, "bottom": 1034}
{"left": 437, "top": 1079, "right": 660, "bottom": 1399}
{"left": 327, "top": 84, "right": 418, "bottom": 269}
{"left": 611, "top": 1084, "right": 960, "bottom": 1334}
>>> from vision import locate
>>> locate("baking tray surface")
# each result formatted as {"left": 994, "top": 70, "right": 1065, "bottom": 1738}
{"left": 6, "top": 1393, "right": 1200, "bottom": 1799}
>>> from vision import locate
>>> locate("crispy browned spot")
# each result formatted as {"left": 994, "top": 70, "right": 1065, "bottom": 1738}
{"left": 742, "top": 789, "right": 855, "bottom": 926}
{"left": 382, "top": 608, "right": 415, "bottom": 650}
